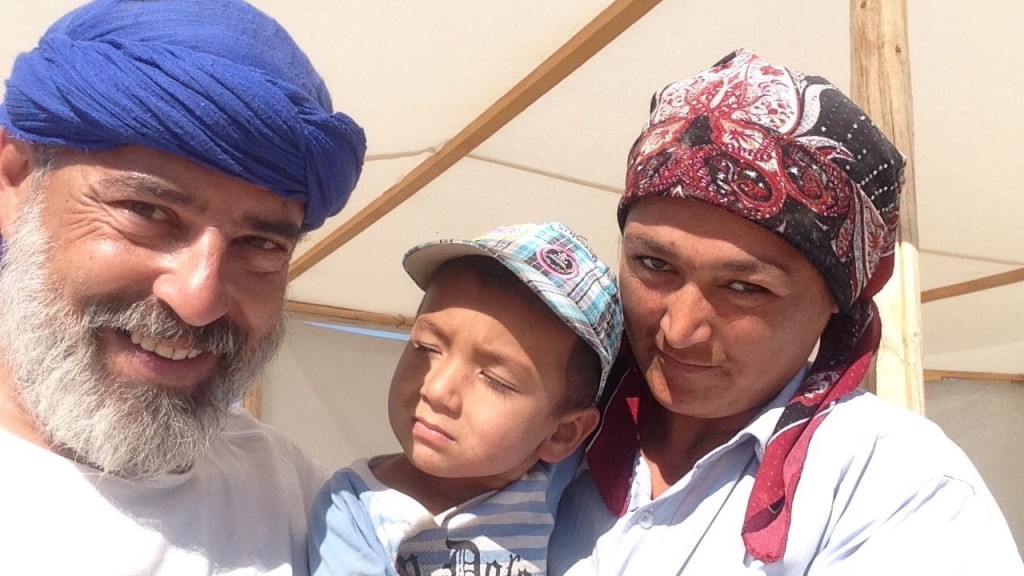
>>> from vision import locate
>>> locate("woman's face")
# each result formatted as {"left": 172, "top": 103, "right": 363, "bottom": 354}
{"left": 619, "top": 197, "right": 837, "bottom": 422}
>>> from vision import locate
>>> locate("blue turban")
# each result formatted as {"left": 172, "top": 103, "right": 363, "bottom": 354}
{"left": 0, "top": 0, "right": 366, "bottom": 231}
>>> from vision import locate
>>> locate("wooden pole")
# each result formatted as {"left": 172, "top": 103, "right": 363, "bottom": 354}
{"left": 288, "top": 0, "right": 662, "bottom": 281}
{"left": 241, "top": 301, "right": 414, "bottom": 422}
{"left": 285, "top": 300, "right": 414, "bottom": 328}
{"left": 921, "top": 267, "right": 1024, "bottom": 303}
{"left": 924, "top": 370, "right": 1024, "bottom": 384}
{"left": 241, "top": 379, "right": 262, "bottom": 420}
{"left": 850, "top": 0, "right": 925, "bottom": 413}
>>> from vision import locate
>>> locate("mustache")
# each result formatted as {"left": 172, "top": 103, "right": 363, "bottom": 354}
{"left": 81, "top": 296, "right": 245, "bottom": 357}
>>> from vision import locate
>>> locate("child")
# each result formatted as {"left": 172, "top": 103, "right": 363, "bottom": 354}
{"left": 309, "top": 222, "right": 622, "bottom": 576}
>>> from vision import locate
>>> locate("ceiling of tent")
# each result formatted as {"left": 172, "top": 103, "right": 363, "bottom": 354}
{"left": 1, "top": 1, "right": 1021, "bottom": 376}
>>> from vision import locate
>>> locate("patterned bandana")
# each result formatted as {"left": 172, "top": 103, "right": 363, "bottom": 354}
{"left": 592, "top": 49, "right": 905, "bottom": 562}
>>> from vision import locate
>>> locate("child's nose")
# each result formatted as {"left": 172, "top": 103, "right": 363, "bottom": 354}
{"left": 420, "top": 361, "right": 463, "bottom": 415}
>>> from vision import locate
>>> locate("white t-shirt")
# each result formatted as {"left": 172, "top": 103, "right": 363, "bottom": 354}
{"left": 1, "top": 409, "right": 330, "bottom": 576}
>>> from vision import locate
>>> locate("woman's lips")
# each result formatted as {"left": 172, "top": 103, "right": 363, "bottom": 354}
{"left": 656, "top": 349, "right": 719, "bottom": 372}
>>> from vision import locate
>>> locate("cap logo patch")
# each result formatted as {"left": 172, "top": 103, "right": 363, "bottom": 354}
{"left": 537, "top": 245, "right": 578, "bottom": 278}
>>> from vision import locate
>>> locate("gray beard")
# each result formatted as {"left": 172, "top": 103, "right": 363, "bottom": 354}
{"left": 0, "top": 193, "right": 285, "bottom": 479}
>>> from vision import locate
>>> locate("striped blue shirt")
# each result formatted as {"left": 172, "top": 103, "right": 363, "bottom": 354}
{"left": 310, "top": 452, "right": 580, "bottom": 576}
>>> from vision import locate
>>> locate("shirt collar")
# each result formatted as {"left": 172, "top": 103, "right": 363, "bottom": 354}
{"left": 736, "top": 365, "right": 810, "bottom": 463}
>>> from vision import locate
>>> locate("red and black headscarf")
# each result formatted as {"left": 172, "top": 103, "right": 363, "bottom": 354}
{"left": 590, "top": 49, "right": 905, "bottom": 562}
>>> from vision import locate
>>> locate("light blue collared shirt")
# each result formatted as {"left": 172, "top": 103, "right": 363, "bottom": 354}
{"left": 549, "top": 369, "right": 1023, "bottom": 575}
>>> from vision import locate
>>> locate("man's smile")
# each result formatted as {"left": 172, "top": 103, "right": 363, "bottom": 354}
{"left": 129, "top": 330, "right": 203, "bottom": 361}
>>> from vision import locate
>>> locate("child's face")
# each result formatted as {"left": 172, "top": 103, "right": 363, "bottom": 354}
{"left": 388, "top": 266, "right": 579, "bottom": 485}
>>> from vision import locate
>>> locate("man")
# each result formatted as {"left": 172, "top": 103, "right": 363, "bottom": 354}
{"left": 549, "top": 49, "right": 1023, "bottom": 574}
{"left": 0, "top": 1, "right": 365, "bottom": 574}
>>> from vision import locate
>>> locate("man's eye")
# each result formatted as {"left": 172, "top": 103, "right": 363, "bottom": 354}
{"left": 244, "top": 236, "right": 286, "bottom": 252}
{"left": 125, "top": 201, "right": 170, "bottom": 222}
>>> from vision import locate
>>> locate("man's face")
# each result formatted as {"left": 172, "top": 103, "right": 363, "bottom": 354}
{"left": 0, "top": 144, "right": 303, "bottom": 477}
{"left": 619, "top": 197, "right": 837, "bottom": 424}
{"left": 387, "top": 266, "right": 578, "bottom": 491}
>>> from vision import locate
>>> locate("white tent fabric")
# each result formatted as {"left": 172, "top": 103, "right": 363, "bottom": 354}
{"left": 1, "top": 1, "right": 1020, "bottom": 375}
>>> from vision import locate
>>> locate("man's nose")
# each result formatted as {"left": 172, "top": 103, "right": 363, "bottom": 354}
{"left": 660, "top": 284, "right": 714, "bottom": 350}
{"left": 151, "top": 229, "right": 231, "bottom": 328}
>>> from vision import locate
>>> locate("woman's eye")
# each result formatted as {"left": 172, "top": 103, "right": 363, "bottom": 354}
{"left": 637, "top": 256, "right": 670, "bottom": 271}
{"left": 726, "top": 280, "right": 767, "bottom": 294}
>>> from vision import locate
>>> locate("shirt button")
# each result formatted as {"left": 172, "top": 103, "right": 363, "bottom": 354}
{"left": 637, "top": 510, "right": 654, "bottom": 529}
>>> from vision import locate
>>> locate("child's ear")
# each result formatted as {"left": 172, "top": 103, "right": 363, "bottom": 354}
{"left": 537, "top": 406, "right": 600, "bottom": 464}
{"left": 0, "top": 130, "right": 36, "bottom": 233}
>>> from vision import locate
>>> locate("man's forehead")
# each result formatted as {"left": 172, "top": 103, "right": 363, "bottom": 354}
{"left": 53, "top": 145, "right": 305, "bottom": 235}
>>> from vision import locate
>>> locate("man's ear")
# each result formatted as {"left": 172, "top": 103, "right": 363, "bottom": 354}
{"left": 537, "top": 406, "right": 600, "bottom": 464}
{"left": 0, "top": 129, "right": 37, "bottom": 233}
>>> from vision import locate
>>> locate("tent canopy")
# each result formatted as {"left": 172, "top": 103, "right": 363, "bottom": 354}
{"left": 2, "top": 0, "right": 1021, "bottom": 376}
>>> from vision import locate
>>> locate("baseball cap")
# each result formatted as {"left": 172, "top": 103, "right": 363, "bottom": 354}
{"left": 402, "top": 222, "right": 623, "bottom": 403}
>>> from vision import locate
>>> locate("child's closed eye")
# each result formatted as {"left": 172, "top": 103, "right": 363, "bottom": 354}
{"left": 480, "top": 372, "right": 516, "bottom": 395}
{"left": 411, "top": 341, "right": 441, "bottom": 356}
